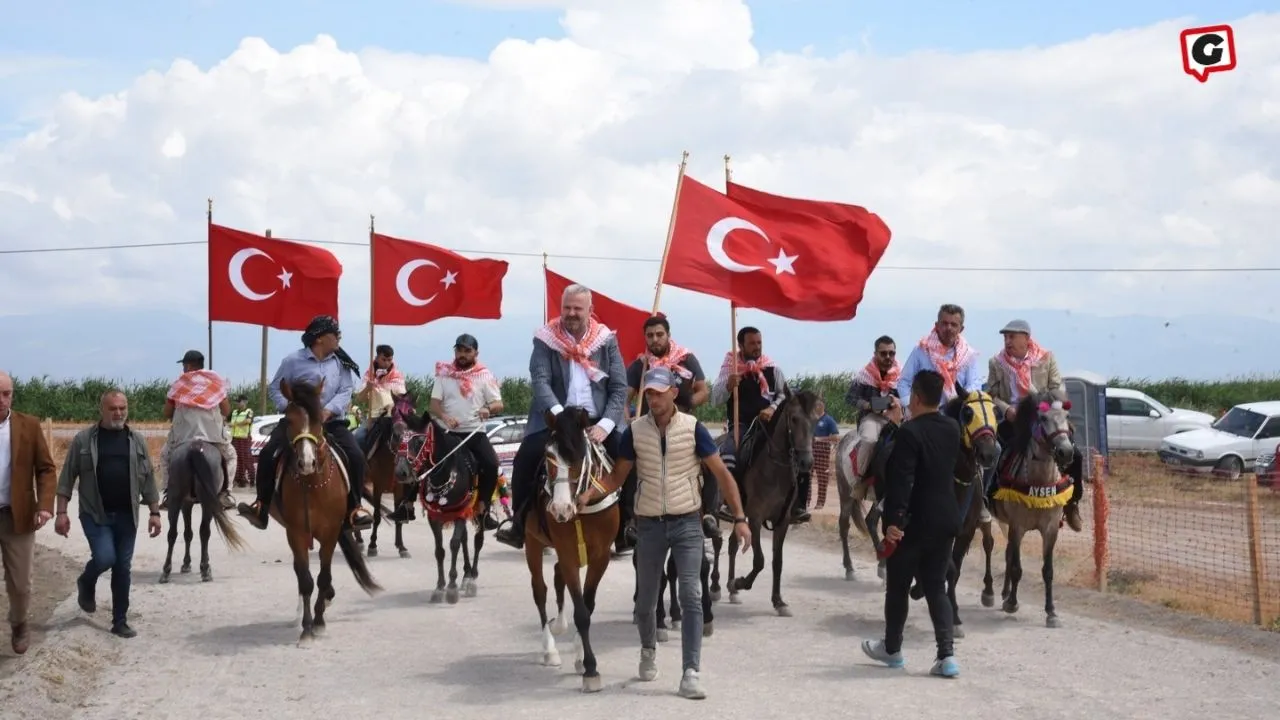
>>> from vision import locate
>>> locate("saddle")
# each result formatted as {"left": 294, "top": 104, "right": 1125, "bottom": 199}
{"left": 728, "top": 421, "right": 768, "bottom": 482}
{"left": 420, "top": 442, "right": 481, "bottom": 523}
{"left": 993, "top": 445, "right": 1073, "bottom": 507}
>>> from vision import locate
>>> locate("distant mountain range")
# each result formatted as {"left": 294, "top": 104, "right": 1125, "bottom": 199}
{"left": 3, "top": 305, "right": 1275, "bottom": 390}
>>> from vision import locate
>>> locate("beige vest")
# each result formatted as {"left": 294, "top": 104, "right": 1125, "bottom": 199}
{"left": 631, "top": 411, "right": 703, "bottom": 517}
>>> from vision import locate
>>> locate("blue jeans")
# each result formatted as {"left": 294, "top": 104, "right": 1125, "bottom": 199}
{"left": 634, "top": 513, "right": 704, "bottom": 671}
{"left": 79, "top": 512, "right": 138, "bottom": 627}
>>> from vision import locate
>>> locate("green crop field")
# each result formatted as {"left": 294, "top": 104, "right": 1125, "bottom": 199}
{"left": 13, "top": 373, "right": 1280, "bottom": 424}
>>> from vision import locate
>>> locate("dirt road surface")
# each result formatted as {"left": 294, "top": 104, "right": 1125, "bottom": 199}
{"left": 1, "top": 491, "right": 1277, "bottom": 720}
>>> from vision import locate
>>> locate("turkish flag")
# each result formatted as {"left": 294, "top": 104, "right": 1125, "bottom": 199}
{"left": 371, "top": 232, "right": 508, "bottom": 326}
{"left": 544, "top": 267, "right": 649, "bottom": 362}
{"left": 662, "top": 176, "right": 892, "bottom": 321}
{"left": 208, "top": 223, "right": 342, "bottom": 330}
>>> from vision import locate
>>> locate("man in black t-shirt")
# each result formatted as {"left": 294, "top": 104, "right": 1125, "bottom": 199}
{"left": 623, "top": 315, "right": 718, "bottom": 539}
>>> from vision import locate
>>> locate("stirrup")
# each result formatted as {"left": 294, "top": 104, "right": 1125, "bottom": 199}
{"left": 349, "top": 508, "right": 373, "bottom": 527}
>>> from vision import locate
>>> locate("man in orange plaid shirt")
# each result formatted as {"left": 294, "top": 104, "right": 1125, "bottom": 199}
{"left": 159, "top": 351, "right": 236, "bottom": 510}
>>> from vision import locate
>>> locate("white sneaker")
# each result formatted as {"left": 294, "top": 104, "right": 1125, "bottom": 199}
{"left": 678, "top": 668, "right": 706, "bottom": 699}
{"left": 638, "top": 647, "right": 658, "bottom": 681}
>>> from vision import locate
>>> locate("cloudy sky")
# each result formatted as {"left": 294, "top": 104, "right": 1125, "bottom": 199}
{"left": 2, "top": 1, "right": 1279, "bottom": 387}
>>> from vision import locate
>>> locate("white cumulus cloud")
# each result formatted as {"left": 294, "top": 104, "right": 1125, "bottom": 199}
{"left": 2, "top": 3, "right": 1279, "bottom": 337}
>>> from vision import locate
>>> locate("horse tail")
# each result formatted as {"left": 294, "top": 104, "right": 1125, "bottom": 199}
{"left": 337, "top": 528, "right": 382, "bottom": 596}
{"left": 850, "top": 492, "right": 872, "bottom": 538}
{"left": 189, "top": 441, "right": 248, "bottom": 552}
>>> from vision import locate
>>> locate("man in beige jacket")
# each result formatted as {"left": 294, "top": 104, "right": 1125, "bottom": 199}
{"left": 984, "top": 319, "right": 1082, "bottom": 531}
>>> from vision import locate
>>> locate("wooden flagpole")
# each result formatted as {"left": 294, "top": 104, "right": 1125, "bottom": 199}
{"left": 206, "top": 199, "right": 214, "bottom": 370}
{"left": 258, "top": 229, "right": 272, "bottom": 415}
{"left": 542, "top": 251, "right": 549, "bottom": 324}
{"left": 368, "top": 215, "right": 376, "bottom": 373}
{"left": 726, "top": 154, "right": 741, "bottom": 448}
{"left": 651, "top": 150, "right": 690, "bottom": 314}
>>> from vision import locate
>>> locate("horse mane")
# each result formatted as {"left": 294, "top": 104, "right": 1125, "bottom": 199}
{"left": 288, "top": 381, "right": 325, "bottom": 426}
{"left": 549, "top": 408, "right": 589, "bottom": 464}
{"left": 766, "top": 389, "right": 819, "bottom": 440}
{"left": 1010, "top": 392, "right": 1043, "bottom": 453}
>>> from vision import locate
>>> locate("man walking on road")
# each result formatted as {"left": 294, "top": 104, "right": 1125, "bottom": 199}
{"left": 861, "top": 369, "right": 963, "bottom": 678}
{"left": 577, "top": 367, "right": 751, "bottom": 700}
{"left": 55, "top": 389, "right": 163, "bottom": 639}
{"left": 0, "top": 370, "right": 59, "bottom": 654}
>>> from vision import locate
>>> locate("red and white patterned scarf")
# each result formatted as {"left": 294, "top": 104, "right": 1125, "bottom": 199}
{"left": 640, "top": 340, "right": 694, "bottom": 379}
{"left": 167, "top": 370, "right": 227, "bottom": 410}
{"left": 919, "top": 329, "right": 975, "bottom": 393}
{"left": 534, "top": 317, "right": 614, "bottom": 382}
{"left": 720, "top": 351, "right": 776, "bottom": 397}
{"left": 996, "top": 340, "right": 1048, "bottom": 398}
{"left": 855, "top": 358, "right": 901, "bottom": 394}
{"left": 434, "top": 361, "right": 497, "bottom": 399}
{"left": 362, "top": 363, "right": 406, "bottom": 392}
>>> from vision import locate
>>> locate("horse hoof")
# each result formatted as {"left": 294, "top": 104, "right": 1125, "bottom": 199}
{"left": 728, "top": 593, "right": 741, "bottom": 605}
{"left": 201, "top": 568, "right": 213, "bottom": 582}
{"left": 876, "top": 565, "right": 886, "bottom": 580}
{"left": 671, "top": 620, "right": 681, "bottom": 630}
{"left": 656, "top": 629, "right": 669, "bottom": 643}
{"left": 181, "top": 565, "right": 192, "bottom": 574}
{"left": 1046, "top": 615, "right": 1061, "bottom": 629}
{"left": 463, "top": 583, "right": 478, "bottom": 598}
{"left": 158, "top": 573, "right": 170, "bottom": 584}
{"left": 775, "top": 604, "right": 792, "bottom": 617}
{"left": 582, "top": 674, "right": 602, "bottom": 693}
{"left": 1002, "top": 599, "right": 1019, "bottom": 614}
{"left": 980, "top": 592, "right": 995, "bottom": 608}
{"left": 446, "top": 587, "right": 460, "bottom": 604}
{"left": 954, "top": 625, "right": 966, "bottom": 639}
{"left": 367, "top": 546, "right": 378, "bottom": 558}
{"left": 709, "top": 589, "right": 721, "bottom": 602}
{"left": 844, "top": 568, "right": 856, "bottom": 581}
{"left": 908, "top": 585, "right": 925, "bottom": 601}
{"left": 575, "top": 659, "right": 585, "bottom": 674}
{"left": 551, "top": 617, "right": 568, "bottom": 636}
{"left": 313, "top": 624, "right": 326, "bottom": 636}
{"left": 297, "top": 633, "right": 314, "bottom": 648}
{"left": 430, "top": 589, "right": 445, "bottom": 604}
{"left": 542, "top": 652, "right": 561, "bottom": 667}
{"left": 703, "top": 622, "right": 714, "bottom": 637}
{"left": 398, "top": 549, "right": 411, "bottom": 559}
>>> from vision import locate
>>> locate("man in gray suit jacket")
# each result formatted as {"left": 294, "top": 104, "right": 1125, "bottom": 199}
{"left": 494, "top": 284, "right": 629, "bottom": 550}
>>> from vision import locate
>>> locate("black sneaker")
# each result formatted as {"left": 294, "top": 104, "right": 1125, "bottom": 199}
{"left": 111, "top": 623, "right": 137, "bottom": 639}
{"left": 494, "top": 520, "right": 524, "bottom": 549}
{"left": 791, "top": 506, "right": 811, "bottom": 524}
{"left": 76, "top": 576, "right": 96, "bottom": 614}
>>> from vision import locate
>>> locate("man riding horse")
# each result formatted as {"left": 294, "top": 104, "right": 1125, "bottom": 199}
{"left": 625, "top": 315, "right": 719, "bottom": 540}
{"left": 354, "top": 343, "right": 406, "bottom": 453}
{"left": 237, "top": 315, "right": 375, "bottom": 532}
{"left": 494, "top": 283, "right": 628, "bottom": 550}
{"left": 711, "top": 326, "right": 809, "bottom": 524}
{"left": 897, "top": 304, "right": 984, "bottom": 412}
{"left": 843, "top": 335, "right": 902, "bottom": 489}
{"left": 984, "top": 319, "right": 1084, "bottom": 532}
{"left": 159, "top": 350, "right": 236, "bottom": 511}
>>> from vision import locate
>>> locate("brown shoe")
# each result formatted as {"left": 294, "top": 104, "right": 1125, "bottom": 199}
{"left": 1064, "top": 504, "right": 1083, "bottom": 532}
{"left": 11, "top": 623, "right": 29, "bottom": 654}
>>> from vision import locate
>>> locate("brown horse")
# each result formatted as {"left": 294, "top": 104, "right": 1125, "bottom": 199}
{"left": 271, "top": 378, "right": 382, "bottom": 645}
{"left": 394, "top": 408, "right": 488, "bottom": 604}
{"left": 524, "top": 407, "right": 620, "bottom": 694}
{"left": 361, "top": 393, "right": 417, "bottom": 559}
{"left": 721, "top": 389, "right": 820, "bottom": 616}
{"left": 992, "top": 391, "right": 1076, "bottom": 629}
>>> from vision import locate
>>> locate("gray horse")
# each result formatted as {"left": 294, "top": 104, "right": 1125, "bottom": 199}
{"left": 719, "top": 390, "right": 820, "bottom": 616}
{"left": 160, "top": 439, "right": 247, "bottom": 583}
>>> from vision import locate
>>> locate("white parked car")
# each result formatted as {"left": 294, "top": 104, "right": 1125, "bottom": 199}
{"left": 1157, "top": 401, "right": 1280, "bottom": 479}
{"left": 249, "top": 413, "right": 285, "bottom": 457}
{"left": 483, "top": 416, "right": 527, "bottom": 476}
{"left": 1105, "top": 387, "right": 1215, "bottom": 452}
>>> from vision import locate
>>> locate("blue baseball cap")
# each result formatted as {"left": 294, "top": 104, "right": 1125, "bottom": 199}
{"left": 642, "top": 367, "right": 676, "bottom": 392}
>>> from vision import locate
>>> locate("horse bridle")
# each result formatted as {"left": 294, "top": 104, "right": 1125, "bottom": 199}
{"left": 959, "top": 392, "right": 998, "bottom": 450}
{"left": 544, "top": 431, "right": 612, "bottom": 498}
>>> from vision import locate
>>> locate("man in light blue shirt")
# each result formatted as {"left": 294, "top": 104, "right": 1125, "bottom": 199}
{"left": 897, "top": 304, "right": 983, "bottom": 413}
{"left": 237, "top": 315, "right": 374, "bottom": 531}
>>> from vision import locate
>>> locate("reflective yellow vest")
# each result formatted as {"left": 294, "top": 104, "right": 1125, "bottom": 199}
{"left": 229, "top": 408, "right": 254, "bottom": 439}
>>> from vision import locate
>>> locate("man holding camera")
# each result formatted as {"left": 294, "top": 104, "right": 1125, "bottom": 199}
{"left": 843, "top": 335, "right": 903, "bottom": 485}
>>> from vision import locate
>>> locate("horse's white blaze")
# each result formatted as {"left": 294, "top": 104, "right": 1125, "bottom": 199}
{"left": 298, "top": 439, "right": 318, "bottom": 475}
{"left": 548, "top": 454, "right": 577, "bottom": 523}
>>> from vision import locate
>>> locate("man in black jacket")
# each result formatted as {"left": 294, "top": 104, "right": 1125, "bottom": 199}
{"left": 860, "top": 369, "right": 962, "bottom": 678}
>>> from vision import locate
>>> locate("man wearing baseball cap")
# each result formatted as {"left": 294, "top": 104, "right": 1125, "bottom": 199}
{"left": 576, "top": 366, "right": 750, "bottom": 699}
{"left": 984, "top": 319, "right": 1082, "bottom": 531}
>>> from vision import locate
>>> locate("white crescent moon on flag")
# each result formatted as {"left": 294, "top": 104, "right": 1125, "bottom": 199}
{"left": 396, "top": 259, "right": 439, "bottom": 307}
{"left": 706, "top": 216, "right": 770, "bottom": 273}
{"left": 228, "top": 247, "right": 278, "bottom": 301}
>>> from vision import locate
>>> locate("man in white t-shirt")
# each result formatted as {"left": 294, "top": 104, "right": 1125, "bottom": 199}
{"left": 403, "top": 333, "right": 503, "bottom": 522}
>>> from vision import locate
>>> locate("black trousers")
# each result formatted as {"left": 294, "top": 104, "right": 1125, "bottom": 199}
{"left": 884, "top": 533, "right": 955, "bottom": 659}
{"left": 510, "top": 426, "right": 621, "bottom": 519}
{"left": 256, "top": 419, "right": 365, "bottom": 511}
{"left": 449, "top": 430, "right": 500, "bottom": 508}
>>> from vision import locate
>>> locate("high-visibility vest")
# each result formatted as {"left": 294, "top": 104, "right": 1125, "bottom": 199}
{"left": 229, "top": 409, "right": 254, "bottom": 439}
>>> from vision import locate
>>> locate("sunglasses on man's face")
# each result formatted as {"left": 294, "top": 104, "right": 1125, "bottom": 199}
{"left": 877, "top": 350, "right": 896, "bottom": 358}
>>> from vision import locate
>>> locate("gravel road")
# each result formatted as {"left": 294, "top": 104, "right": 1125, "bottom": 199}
{"left": 1, "top": 490, "right": 1276, "bottom": 720}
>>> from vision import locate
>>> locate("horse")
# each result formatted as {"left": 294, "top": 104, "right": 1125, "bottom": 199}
{"left": 523, "top": 407, "right": 620, "bottom": 694}
{"left": 270, "top": 378, "right": 382, "bottom": 645}
{"left": 992, "top": 391, "right": 1076, "bottom": 629}
{"left": 652, "top": 542, "right": 716, "bottom": 638}
{"left": 361, "top": 392, "right": 418, "bottom": 559}
{"left": 160, "top": 439, "right": 247, "bottom": 583}
{"left": 393, "top": 407, "right": 488, "bottom": 604}
{"left": 718, "top": 389, "right": 820, "bottom": 616}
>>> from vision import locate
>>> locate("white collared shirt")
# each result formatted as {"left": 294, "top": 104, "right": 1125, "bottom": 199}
{"left": 0, "top": 413, "right": 12, "bottom": 507}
